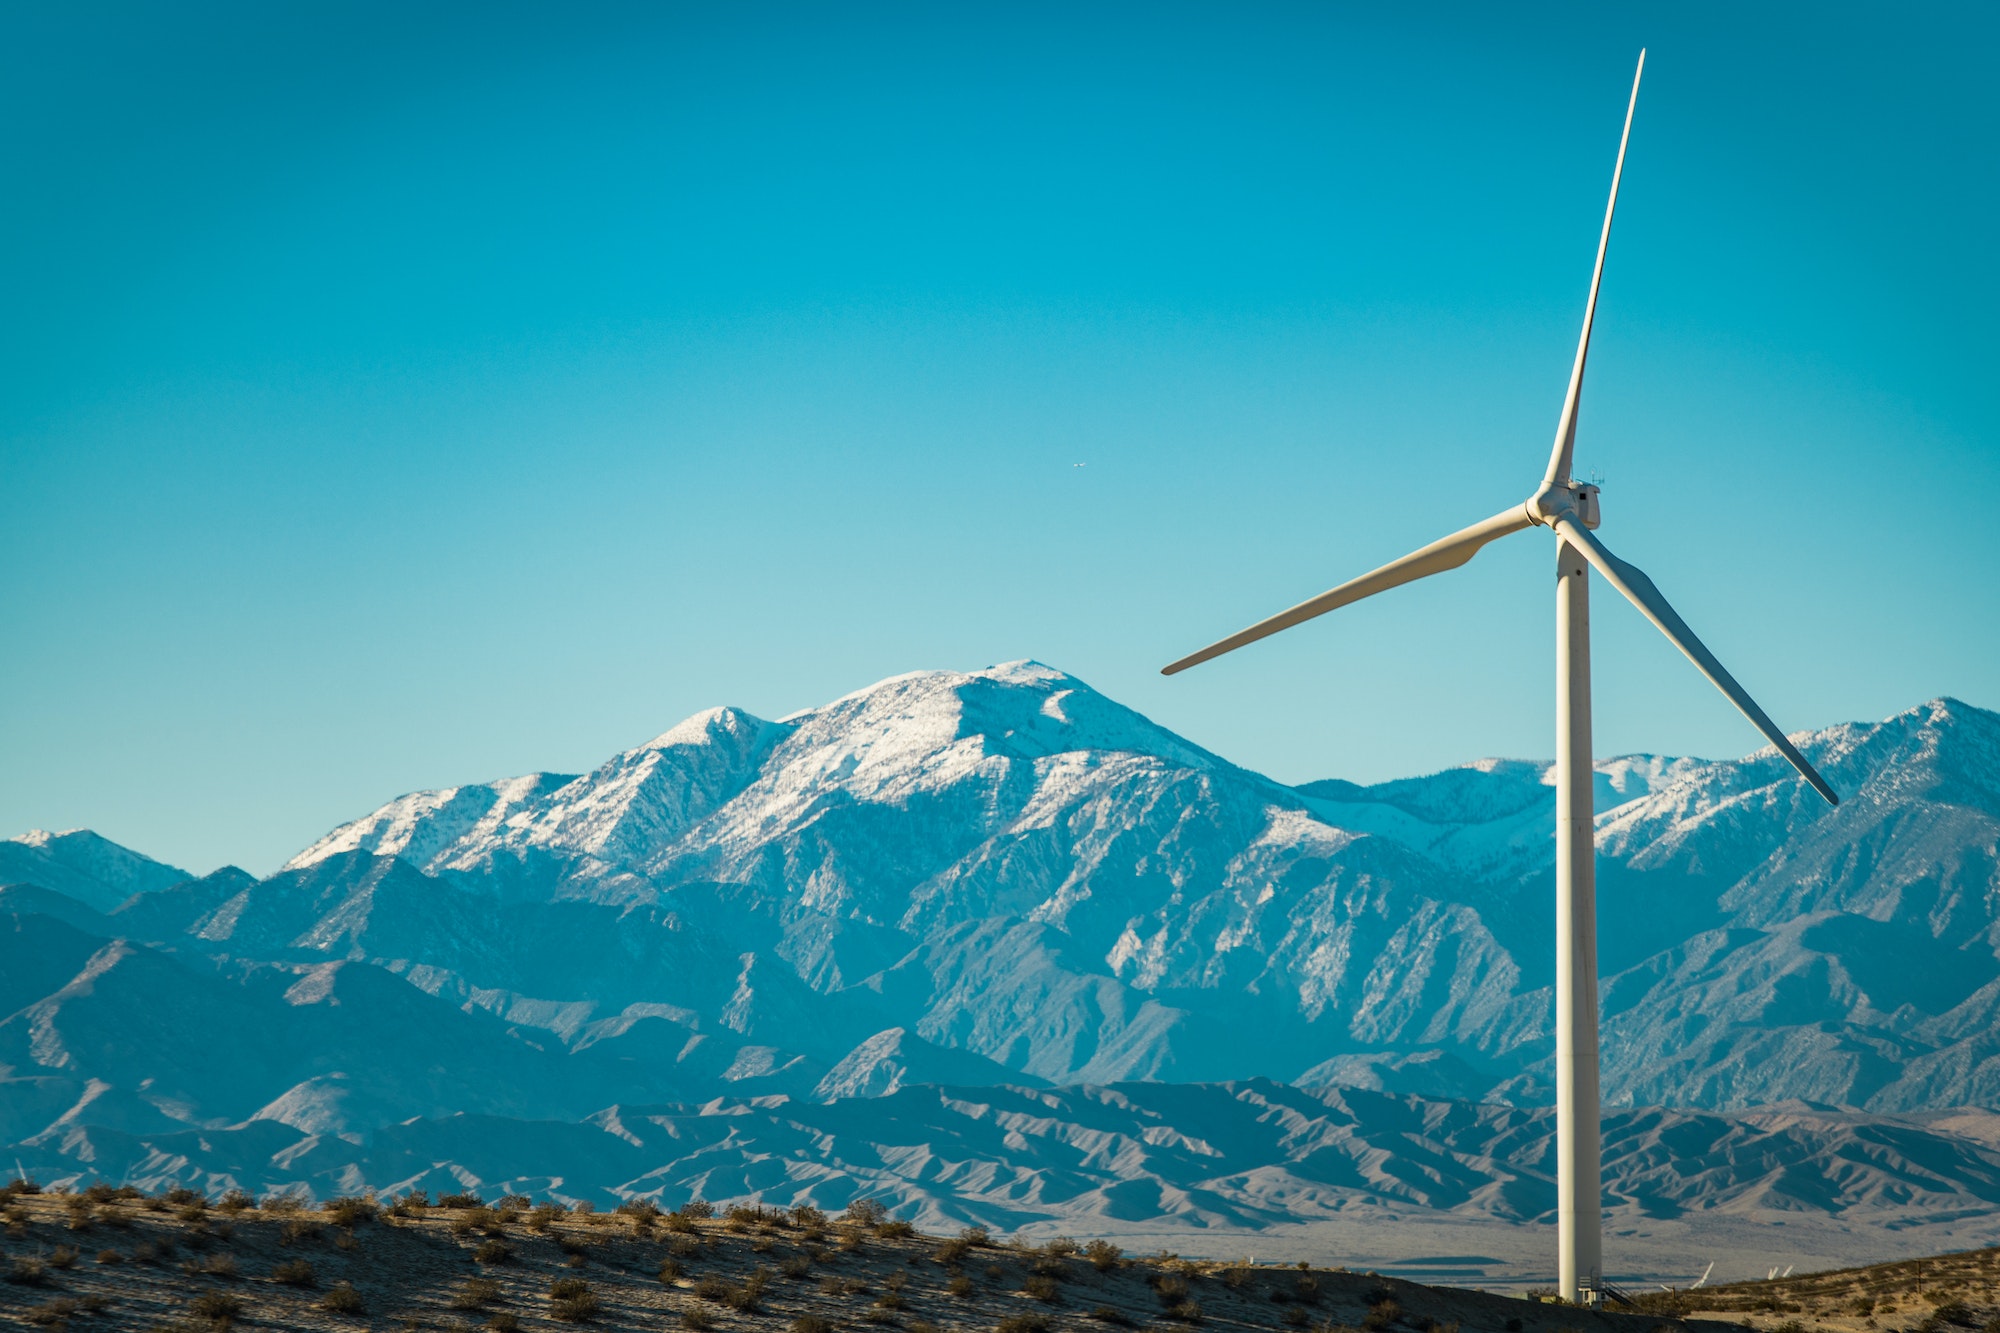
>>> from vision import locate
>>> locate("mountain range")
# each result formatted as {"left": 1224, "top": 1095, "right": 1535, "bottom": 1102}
{"left": 2, "top": 661, "right": 1997, "bottom": 1244}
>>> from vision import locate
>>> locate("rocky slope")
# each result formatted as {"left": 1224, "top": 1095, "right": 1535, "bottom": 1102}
{"left": 0, "top": 1188, "right": 1760, "bottom": 1333}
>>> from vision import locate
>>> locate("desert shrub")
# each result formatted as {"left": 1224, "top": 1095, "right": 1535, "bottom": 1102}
{"left": 782, "top": 1254, "right": 812, "bottom": 1279}
{"left": 26, "top": 1297, "right": 79, "bottom": 1327}
{"left": 1362, "top": 1299, "right": 1401, "bottom": 1331}
{"left": 1295, "top": 1274, "right": 1321, "bottom": 1304}
{"left": 681, "top": 1309, "right": 717, "bottom": 1332}
{"left": 487, "top": 1317, "right": 521, "bottom": 1333}
{"left": 792, "top": 1205, "right": 828, "bottom": 1229}
{"left": 877, "top": 1219, "right": 916, "bottom": 1239}
{"left": 279, "top": 1218, "right": 322, "bottom": 1246}
{"left": 1284, "top": 1307, "right": 1311, "bottom": 1326}
{"left": 695, "top": 1277, "right": 732, "bottom": 1303}
{"left": 96, "top": 1249, "right": 123, "bottom": 1265}
{"left": 333, "top": 1230, "right": 357, "bottom": 1251}
{"left": 731, "top": 1271, "right": 772, "bottom": 1312}
{"left": 201, "top": 1253, "right": 239, "bottom": 1278}
{"left": 666, "top": 1232, "right": 703, "bottom": 1257}
{"left": 49, "top": 1247, "right": 77, "bottom": 1270}
{"left": 190, "top": 1291, "right": 245, "bottom": 1323}
{"left": 439, "top": 1192, "right": 484, "bottom": 1209}
{"left": 907, "top": 1323, "right": 938, "bottom": 1333}
{"left": 1935, "top": 1304, "right": 1977, "bottom": 1328}
{"left": 658, "top": 1258, "right": 683, "bottom": 1283}
{"left": 877, "top": 1291, "right": 908, "bottom": 1311}
{"left": 476, "top": 1239, "right": 514, "bottom": 1265}
{"left": 8, "top": 1257, "right": 50, "bottom": 1286}
{"left": 1162, "top": 1301, "right": 1204, "bottom": 1324}
{"left": 272, "top": 1259, "right": 316, "bottom": 1288}
{"left": 793, "top": 1318, "right": 835, "bottom": 1333}
{"left": 5, "top": 1177, "right": 42, "bottom": 1195}
{"left": 679, "top": 1199, "right": 715, "bottom": 1220}
{"left": 822, "top": 1276, "right": 867, "bottom": 1297}
{"left": 166, "top": 1187, "right": 202, "bottom": 1206}
{"left": 217, "top": 1189, "right": 255, "bottom": 1215}
{"left": 844, "top": 1198, "right": 889, "bottom": 1227}
{"left": 618, "top": 1198, "right": 662, "bottom": 1222}
{"left": 861, "top": 1311, "right": 898, "bottom": 1326}
{"left": 452, "top": 1278, "right": 502, "bottom": 1309}
{"left": 260, "top": 1191, "right": 303, "bottom": 1213}
{"left": 935, "top": 1237, "right": 972, "bottom": 1265}
{"left": 1042, "top": 1237, "right": 1078, "bottom": 1256}
{"left": 949, "top": 1276, "right": 976, "bottom": 1298}
{"left": 1154, "top": 1275, "right": 1190, "bottom": 1305}
{"left": 962, "top": 1226, "right": 991, "bottom": 1246}
{"left": 1085, "top": 1240, "right": 1121, "bottom": 1272}
{"left": 549, "top": 1277, "right": 599, "bottom": 1323}
{"left": 1024, "top": 1275, "right": 1062, "bottom": 1304}
{"left": 496, "top": 1194, "right": 531, "bottom": 1210}
{"left": 320, "top": 1283, "right": 366, "bottom": 1316}
{"left": 996, "top": 1317, "right": 1050, "bottom": 1333}
{"left": 1089, "top": 1308, "right": 1132, "bottom": 1325}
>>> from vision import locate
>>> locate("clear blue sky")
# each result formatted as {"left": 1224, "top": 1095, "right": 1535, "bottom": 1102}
{"left": 3, "top": 2, "right": 1994, "bottom": 875}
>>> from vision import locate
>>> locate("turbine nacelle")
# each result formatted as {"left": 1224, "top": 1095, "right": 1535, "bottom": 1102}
{"left": 1529, "top": 480, "right": 1602, "bottom": 530}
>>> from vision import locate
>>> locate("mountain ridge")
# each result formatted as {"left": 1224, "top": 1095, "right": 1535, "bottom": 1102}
{"left": 2, "top": 665, "right": 1996, "bottom": 1231}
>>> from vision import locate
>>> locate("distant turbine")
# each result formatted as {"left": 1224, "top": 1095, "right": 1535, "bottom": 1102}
{"left": 1160, "top": 50, "right": 1837, "bottom": 1306}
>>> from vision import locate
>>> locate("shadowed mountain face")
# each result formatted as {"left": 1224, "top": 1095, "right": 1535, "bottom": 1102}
{"left": 1, "top": 663, "right": 1997, "bottom": 1216}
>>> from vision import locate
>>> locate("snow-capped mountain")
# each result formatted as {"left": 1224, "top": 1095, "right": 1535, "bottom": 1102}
{"left": 2, "top": 662, "right": 1997, "bottom": 1221}
{"left": 0, "top": 828, "right": 189, "bottom": 913}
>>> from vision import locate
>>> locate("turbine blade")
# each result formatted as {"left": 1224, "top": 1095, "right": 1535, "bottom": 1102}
{"left": 1549, "top": 515, "right": 1839, "bottom": 806}
{"left": 1543, "top": 50, "right": 1645, "bottom": 488}
{"left": 1162, "top": 505, "right": 1535, "bottom": 675}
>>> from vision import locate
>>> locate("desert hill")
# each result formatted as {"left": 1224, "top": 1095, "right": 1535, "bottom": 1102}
{"left": 0, "top": 1182, "right": 1750, "bottom": 1333}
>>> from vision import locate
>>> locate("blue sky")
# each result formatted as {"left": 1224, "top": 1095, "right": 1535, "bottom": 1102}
{"left": 2, "top": 2, "right": 1994, "bottom": 875}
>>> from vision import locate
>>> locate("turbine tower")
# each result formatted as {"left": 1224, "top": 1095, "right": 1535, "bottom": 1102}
{"left": 1160, "top": 51, "right": 1838, "bottom": 1305}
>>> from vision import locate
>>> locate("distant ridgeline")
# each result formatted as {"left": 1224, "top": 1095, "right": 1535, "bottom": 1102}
{"left": 2, "top": 662, "right": 1998, "bottom": 1214}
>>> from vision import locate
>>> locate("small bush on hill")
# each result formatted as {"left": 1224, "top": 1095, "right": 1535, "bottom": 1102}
{"left": 843, "top": 1199, "right": 888, "bottom": 1227}
{"left": 550, "top": 1277, "right": 599, "bottom": 1322}
{"left": 189, "top": 1291, "right": 244, "bottom": 1324}
{"left": 452, "top": 1278, "right": 502, "bottom": 1309}
{"left": 272, "top": 1259, "right": 316, "bottom": 1288}
{"left": 320, "top": 1283, "right": 365, "bottom": 1316}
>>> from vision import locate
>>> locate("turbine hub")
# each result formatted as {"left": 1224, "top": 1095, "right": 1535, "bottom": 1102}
{"left": 1529, "top": 480, "right": 1602, "bottom": 529}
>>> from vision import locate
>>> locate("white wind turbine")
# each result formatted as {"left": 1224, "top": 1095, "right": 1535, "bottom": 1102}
{"left": 1160, "top": 51, "right": 1838, "bottom": 1305}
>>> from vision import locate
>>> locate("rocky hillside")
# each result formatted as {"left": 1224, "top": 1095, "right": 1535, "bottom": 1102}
{"left": 0, "top": 1183, "right": 1746, "bottom": 1333}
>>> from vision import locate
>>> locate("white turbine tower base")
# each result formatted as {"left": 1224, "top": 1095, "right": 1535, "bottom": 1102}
{"left": 1161, "top": 50, "right": 1839, "bottom": 1306}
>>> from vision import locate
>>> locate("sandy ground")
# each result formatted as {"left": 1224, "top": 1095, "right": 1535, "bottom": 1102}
{"left": 0, "top": 1190, "right": 1756, "bottom": 1333}
{"left": 1062, "top": 1210, "right": 2000, "bottom": 1294}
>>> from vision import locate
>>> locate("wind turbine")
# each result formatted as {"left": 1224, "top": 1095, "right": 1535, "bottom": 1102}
{"left": 1160, "top": 51, "right": 1838, "bottom": 1306}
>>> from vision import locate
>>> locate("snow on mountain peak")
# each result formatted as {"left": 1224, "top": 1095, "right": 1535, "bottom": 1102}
{"left": 0, "top": 828, "right": 190, "bottom": 913}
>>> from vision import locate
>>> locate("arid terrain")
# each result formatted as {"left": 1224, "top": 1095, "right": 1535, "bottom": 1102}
{"left": 0, "top": 1183, "right": 1790, "bottom": 1333}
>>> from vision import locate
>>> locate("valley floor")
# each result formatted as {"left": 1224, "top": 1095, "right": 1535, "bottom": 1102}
{"left": 1075, "top": 1209, "right": 2000, "bottom": 1293}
